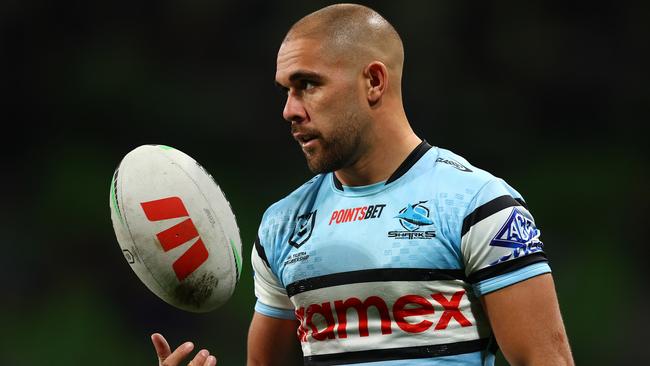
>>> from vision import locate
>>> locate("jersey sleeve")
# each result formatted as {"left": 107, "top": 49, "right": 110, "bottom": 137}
{"left": 251, "top": 236, "right": 295, "bottom": 319}
{"left": 460, "top": 178, "right": 551, "bottom": 296}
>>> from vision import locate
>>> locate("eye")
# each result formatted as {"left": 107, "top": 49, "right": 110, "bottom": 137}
{"left": 304, "top": 81, "right": 316, "bottom": 90}
{"left": 298, "top": 80, "right": 318, "bottom": 91}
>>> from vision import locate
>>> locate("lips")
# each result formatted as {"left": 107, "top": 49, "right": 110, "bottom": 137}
{"left": 292, "top": 131, "right": 319, "bottom": 148}
{"left": 295, "top": 134, "right": 316, "bottom": 144}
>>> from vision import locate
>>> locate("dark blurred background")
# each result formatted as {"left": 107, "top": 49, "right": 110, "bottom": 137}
{"left": 1, "top": 1, "right": 648, "bottom": 365}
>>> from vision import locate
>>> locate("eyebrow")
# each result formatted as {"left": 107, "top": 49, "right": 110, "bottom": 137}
{"left": 289, "top": 71, "right": 322, "bottom": 83}
{"left": 275, "top": 70, "right": 324, "bottom": 89}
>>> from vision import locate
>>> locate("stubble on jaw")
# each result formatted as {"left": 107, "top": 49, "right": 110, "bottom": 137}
{"left": 302, "top": 111, "right": 365, "bottom": 174}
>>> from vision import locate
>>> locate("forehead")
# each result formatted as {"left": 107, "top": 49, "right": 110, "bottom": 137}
{"left": 275, "top": 38, "right": 336, "bottom": 82}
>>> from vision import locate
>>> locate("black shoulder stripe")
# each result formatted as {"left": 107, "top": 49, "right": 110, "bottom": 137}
{"left": 515, "top": 197, "right": 528, "bottom": 210}
{"left": 461, "top": 195, "right": 522, "bottom": 237}
{"left": 385, "top": 140, "right": 432, "bottom": 185}
{"left": 466, "top": 252, "right": 548, "bottom": 284}
{"left": 304, "top": 338, "right": 490, "bottom": 365}
{"left": 254, "top": 236, "right": 270, "bottom": 268}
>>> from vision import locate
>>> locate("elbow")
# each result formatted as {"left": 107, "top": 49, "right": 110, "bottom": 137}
{"left": 507, "top": 343, "right": 574, "bottom": 366}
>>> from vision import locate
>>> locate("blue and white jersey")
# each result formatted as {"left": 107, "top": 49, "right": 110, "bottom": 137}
{"left": 252, "top": 141, "right": 550, "bottom": 366}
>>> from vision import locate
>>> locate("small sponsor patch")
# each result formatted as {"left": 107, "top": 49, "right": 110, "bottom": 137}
{"left": 284, "top": 251, "right": 310, "bottom": 266}
{"left": 122, "top": 249, "right": 135, "bottom": 264}
{"left": 436, "top": 157, "right": 472, "bottom": 172}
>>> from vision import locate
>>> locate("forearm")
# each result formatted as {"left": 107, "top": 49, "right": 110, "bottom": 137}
{"left": 503, "top": 337, "right": 574, "bottom": 366}
{"left": 247, "top": 312, "right": 303, "bottom": 366}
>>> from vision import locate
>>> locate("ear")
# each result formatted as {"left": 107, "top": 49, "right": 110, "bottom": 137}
{"left": 363, "top": 61, "right": 388, "bottom": 106}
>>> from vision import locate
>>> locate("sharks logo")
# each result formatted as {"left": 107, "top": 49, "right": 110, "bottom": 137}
{"left": 389, "top": 201, "right": 436, "bottom": 239}
{"left": 289, "top": 210, "right": 317, "bottom": 248}
{"left": 489, "top": 208, "right": 544, "bottom": 265}
{"left": 395, "top": 201, "right": 434, "bottom": 231}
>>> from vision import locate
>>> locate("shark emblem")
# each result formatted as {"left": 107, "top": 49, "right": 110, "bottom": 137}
{"left": 394, "top": 201, "right": 435, "bottom": 232}
{"left": 395, "top": 202, "right": 434, "bottom": 226}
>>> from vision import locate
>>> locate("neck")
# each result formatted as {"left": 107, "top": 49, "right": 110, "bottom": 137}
{"left": 334, "top": 114, "right": 422, "bottom": 187}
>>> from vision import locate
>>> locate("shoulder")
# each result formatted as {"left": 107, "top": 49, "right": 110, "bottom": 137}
{"left": 260, "top": 174, "right": 325, "bottom": 224}
{"left": 431, "top": 147, "right": 524, "bottom": 205}
{"left": 431, "top": 147, "right": 494, "bottom": 189}
{"left": 425, "top": 147, "right": 529, "bottom": 245}
{"left": 256, "top": 173, "right": 328, "bottom": 251}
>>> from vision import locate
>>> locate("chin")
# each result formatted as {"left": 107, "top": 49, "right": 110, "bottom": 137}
{"left": 305, "top": 157, "right": 327, "bottom": 174}
{"left": 303, "top": 144, "right": 349, "bottom": 174}
{"left": 306, "top": 156, "right": 343, "bottom": 175}
{"left": 305, "top": 158, "right": 325, "bottom": 174}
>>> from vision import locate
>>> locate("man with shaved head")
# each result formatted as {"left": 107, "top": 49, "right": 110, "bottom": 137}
{"left": 152, "top": 4, "right": 573, "bottom": 366}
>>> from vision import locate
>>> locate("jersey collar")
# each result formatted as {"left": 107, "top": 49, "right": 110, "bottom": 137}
{"left": 332, "top": 140, "right": 432, "bottom": 191}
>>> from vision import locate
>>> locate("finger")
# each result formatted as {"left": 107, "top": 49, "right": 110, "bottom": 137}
{"left": 188, "top": 349, "right": 209, "bottom": 366}
{"left": 204, "top": 355, "right": 217, "bottom": 366}
{"left": 163, "top": 341, "right": 194, "bottom": 366}
{"left": 151, "top": 333, "right": 172, "bottom": 361}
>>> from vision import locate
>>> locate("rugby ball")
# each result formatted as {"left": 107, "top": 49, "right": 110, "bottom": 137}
{"left": 109, "top": 144, "right": 242, "bottom": 312}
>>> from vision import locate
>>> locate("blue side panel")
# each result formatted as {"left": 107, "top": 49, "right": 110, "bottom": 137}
{"left": 473, "top": 262, "right": 551, "bottom": 296}
{"left": 254, "top": 300, "right": 296, "bottom": 320}
{"left": 347, "top": 351, "right": 491, "bottom": 366}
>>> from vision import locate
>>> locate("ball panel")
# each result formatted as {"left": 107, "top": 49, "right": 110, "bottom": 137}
{"left": 111, "top": 155, "right": 171, "bottom": 308}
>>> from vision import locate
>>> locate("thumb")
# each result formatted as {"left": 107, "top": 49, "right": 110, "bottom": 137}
{"left": 151, "top": 333, "right": 172, "bottom": 363}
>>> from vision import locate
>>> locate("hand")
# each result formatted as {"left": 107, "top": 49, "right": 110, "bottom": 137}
{"left": 151, "top": 333, "right": 217, "bottom": 366}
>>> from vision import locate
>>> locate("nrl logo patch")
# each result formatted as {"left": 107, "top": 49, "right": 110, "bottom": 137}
{"left": 388, "top": 201, "right": 436, "bottom": 239}
{"left": 489, "top": 208, "right": 544, "bottom": 265}
{"left": 289, "top": 210, "right": 317, "bottom": 248}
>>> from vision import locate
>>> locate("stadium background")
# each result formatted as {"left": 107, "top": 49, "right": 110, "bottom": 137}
{"left": 2, "top": 1, "right": 648, "bottom": 364}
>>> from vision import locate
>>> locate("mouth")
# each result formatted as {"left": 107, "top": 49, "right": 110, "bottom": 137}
{"left": 293, "top": 132, "right": 319, "bottom": 148}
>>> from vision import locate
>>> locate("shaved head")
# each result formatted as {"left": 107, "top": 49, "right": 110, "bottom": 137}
{"left": 283, "top": 3, "right": 404, "bottom": 87}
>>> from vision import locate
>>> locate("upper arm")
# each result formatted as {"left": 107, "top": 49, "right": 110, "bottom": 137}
{"left": 251, "top": 237, "right": 295, "bottom": 316}
{"left": 458, "top": 179, "right": 573, "bottom": 364}
{"left": 460, "top": 179, "right": 548, "bottom": 293}
{"left": 249, "top": 237, "right": 302, "bottom": 365}
{"left": 481, "top": 273, "right": 574, "bottom": 366}
{"left": 247, "top": 311, "right": 303, "bottom": 366}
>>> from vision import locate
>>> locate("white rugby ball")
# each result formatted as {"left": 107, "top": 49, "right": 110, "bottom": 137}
{"left": 109, "top": 144, "right": 242, "bottom": 312}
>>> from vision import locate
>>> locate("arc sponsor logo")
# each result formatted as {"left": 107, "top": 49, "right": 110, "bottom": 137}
{"left": 141, "top": 196, "right": 209, "bottom": 281}
{"left": 295, "top": 290, "right": 472, "bottom": 342}
{"left": 489, "top": 208, "right": 544, "bottom": 265}
{"left": 329, "top": 204, "right": 386, "bottom": 225}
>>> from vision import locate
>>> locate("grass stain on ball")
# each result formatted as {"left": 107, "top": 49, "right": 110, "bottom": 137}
{"left": 175, "top": 272, "right": 219, "bottom": 309}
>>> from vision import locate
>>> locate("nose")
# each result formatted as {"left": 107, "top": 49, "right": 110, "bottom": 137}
{"left": 283, "top": 91, "right": 307, "bottom": 123}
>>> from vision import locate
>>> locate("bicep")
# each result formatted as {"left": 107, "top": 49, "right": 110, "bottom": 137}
{"left": 247, "top": 311, "right": 303, "bottom": 366}
{"left": 481, "top": 274, "right": 574, "bottom": 366}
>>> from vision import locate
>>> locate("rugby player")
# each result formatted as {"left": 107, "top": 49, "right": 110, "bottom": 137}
{"left": 152, "top": 3, "right": 574, "bottom": 366}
